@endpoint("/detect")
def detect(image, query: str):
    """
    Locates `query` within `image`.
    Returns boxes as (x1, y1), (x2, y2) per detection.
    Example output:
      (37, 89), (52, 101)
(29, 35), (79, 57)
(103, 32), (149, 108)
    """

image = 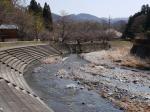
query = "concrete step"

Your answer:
(6, 51), (35, 64)
(39, 45), (60, 54)
(0, 89), (13, 112)
(9, 84), (52, 112)
(0, 45), (56, 112)
(7, 48), (42, 60)
(20, 47), (46, 57)
(13, 71), (33, 92)
(29, 46), (50, 56)
(0, 64), (15, 84)
(0, 80), (31, 112)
